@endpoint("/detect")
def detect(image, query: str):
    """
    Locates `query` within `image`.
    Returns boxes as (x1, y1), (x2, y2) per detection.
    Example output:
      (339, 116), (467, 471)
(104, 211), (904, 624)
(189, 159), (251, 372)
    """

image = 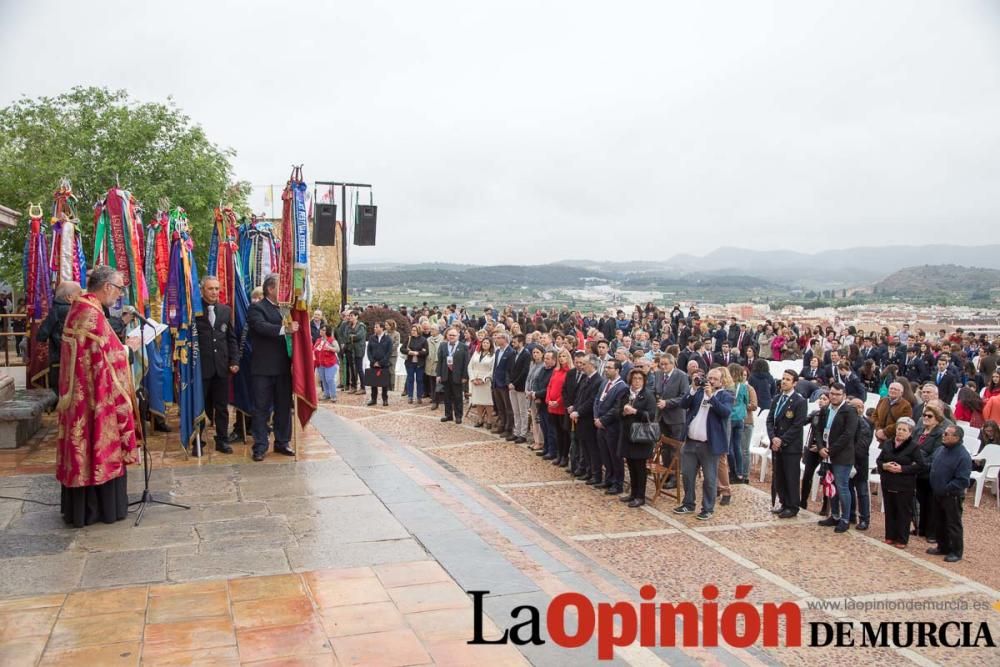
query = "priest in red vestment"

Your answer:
(56, 266), (141, 527)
